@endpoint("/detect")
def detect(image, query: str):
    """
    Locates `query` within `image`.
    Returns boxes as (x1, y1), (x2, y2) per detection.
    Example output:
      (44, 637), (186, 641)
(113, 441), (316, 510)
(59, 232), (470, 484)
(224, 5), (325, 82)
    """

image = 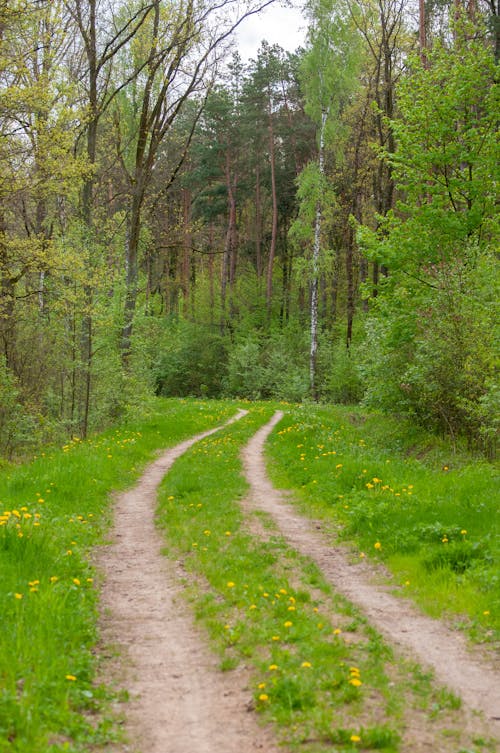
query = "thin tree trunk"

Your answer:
(266, 97), (278, 317)
(121, 186), (144, 364)
(310, 109), (327, 400)
(181, 187), (191, 313)
(255, 163), (263, 279)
